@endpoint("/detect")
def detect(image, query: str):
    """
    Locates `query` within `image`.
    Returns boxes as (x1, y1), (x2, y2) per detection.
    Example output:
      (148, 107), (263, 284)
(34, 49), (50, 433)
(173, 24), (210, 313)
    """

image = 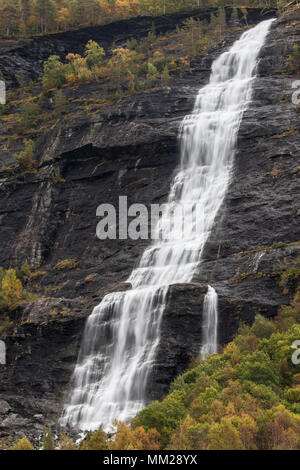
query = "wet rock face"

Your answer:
(0, 11), (299, 439)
